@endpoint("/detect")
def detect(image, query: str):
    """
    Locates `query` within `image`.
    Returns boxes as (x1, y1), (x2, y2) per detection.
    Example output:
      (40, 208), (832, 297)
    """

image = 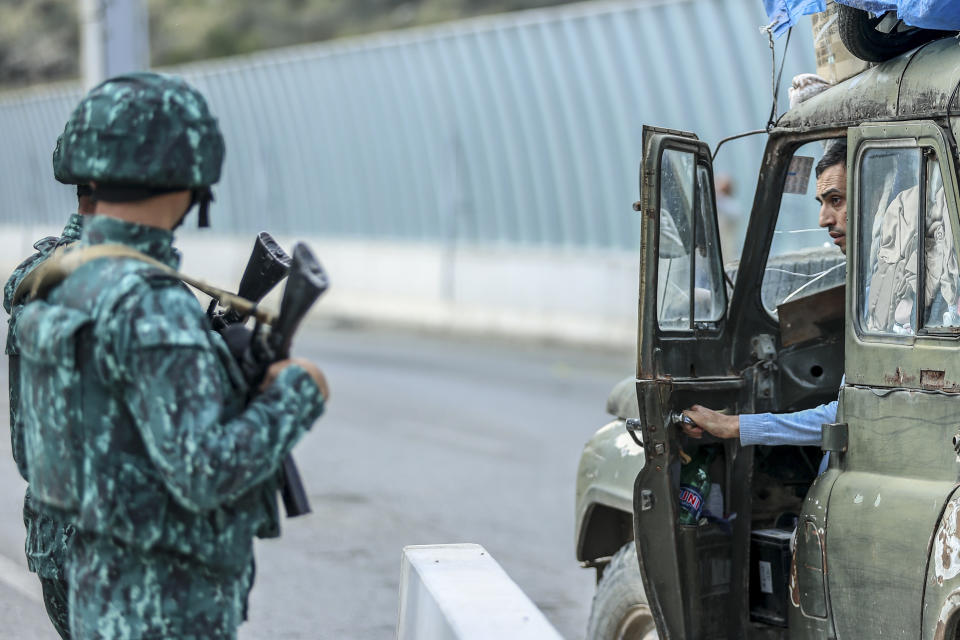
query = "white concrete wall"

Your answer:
(0, 224), (638, 347)
(396, 544), (563, 640)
